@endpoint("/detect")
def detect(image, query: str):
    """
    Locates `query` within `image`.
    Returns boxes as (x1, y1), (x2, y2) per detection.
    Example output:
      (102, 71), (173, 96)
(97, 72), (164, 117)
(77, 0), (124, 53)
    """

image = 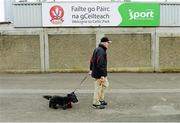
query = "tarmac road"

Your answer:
(0, 73), (180, 122)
